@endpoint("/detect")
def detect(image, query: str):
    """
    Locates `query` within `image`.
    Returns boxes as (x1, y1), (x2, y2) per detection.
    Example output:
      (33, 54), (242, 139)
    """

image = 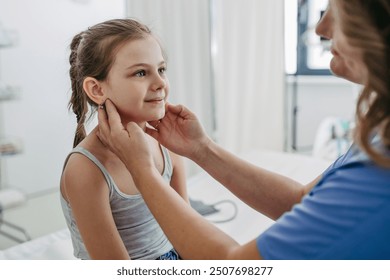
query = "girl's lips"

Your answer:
(145, 98), (164, 103)
(145, 95), (165, 101)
